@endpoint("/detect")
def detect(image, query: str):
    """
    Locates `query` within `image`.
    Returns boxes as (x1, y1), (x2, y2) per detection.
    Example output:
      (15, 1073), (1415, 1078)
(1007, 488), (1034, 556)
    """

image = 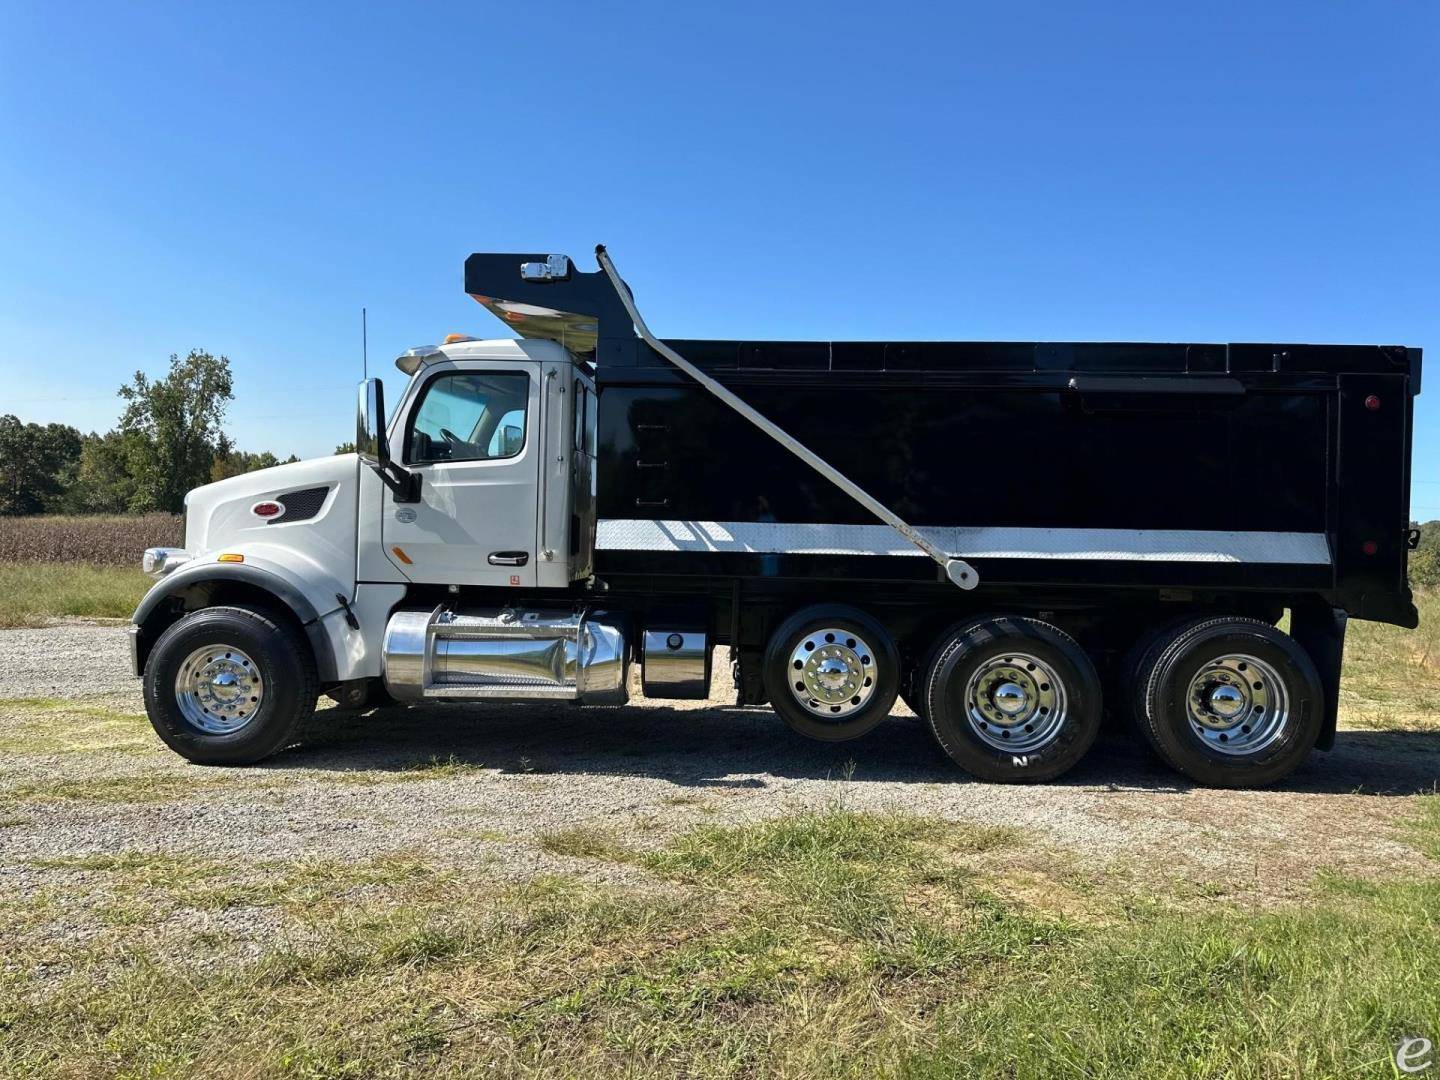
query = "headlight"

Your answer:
(142, 547), (192, 577)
